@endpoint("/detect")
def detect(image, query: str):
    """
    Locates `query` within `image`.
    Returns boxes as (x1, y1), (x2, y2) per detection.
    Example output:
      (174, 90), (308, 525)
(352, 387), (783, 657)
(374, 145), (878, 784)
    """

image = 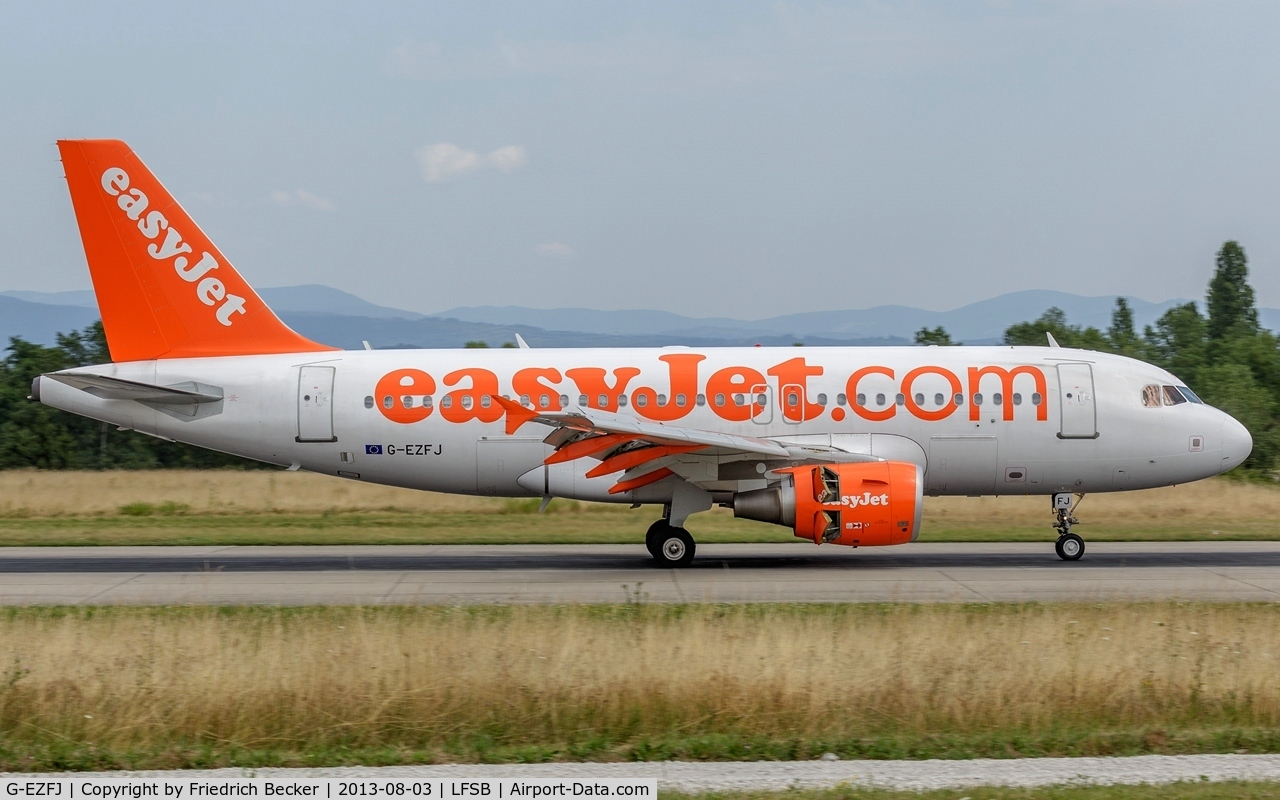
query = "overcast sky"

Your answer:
(1, 1), (1278, 318)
